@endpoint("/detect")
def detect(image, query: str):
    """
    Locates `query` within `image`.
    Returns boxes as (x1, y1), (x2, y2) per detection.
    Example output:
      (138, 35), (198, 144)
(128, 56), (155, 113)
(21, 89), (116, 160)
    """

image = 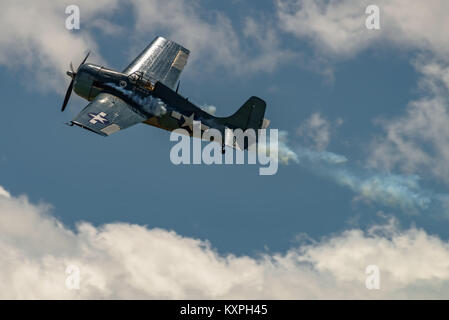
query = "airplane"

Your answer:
(61, 36), (269, 152)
